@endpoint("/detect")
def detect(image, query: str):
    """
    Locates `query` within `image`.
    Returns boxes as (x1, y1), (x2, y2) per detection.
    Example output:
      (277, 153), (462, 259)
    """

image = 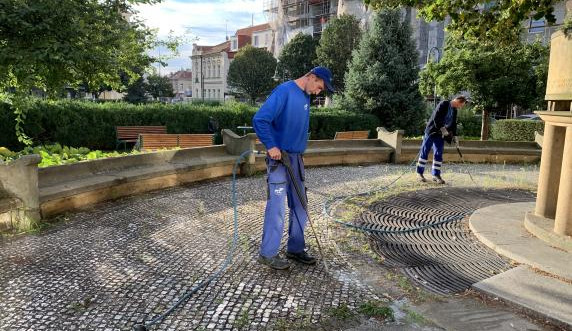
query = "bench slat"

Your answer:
(334, 130), (369, 140)
(139, 133), (214, 151)
(116, 126), (167, 140)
